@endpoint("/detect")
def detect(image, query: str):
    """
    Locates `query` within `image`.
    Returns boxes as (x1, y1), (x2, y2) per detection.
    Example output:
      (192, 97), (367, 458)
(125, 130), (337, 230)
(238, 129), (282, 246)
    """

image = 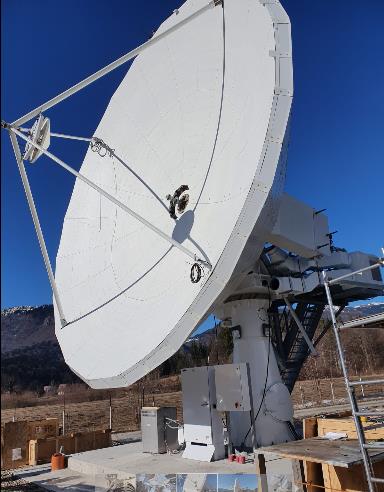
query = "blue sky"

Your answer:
(205, 474), (218, 490)
(1, 1), (383, 318)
